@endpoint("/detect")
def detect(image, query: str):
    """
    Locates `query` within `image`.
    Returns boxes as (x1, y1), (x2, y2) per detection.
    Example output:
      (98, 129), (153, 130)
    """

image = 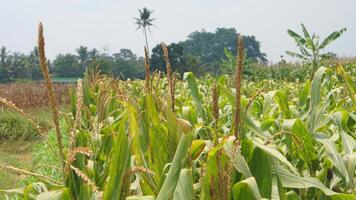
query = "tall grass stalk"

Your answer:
(0, 163), (61, 185)
(234, 35), (244, 140)
(212, 83), (219, 145)
(160, 42), (175, 111)
(37, 22), (65, 175)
